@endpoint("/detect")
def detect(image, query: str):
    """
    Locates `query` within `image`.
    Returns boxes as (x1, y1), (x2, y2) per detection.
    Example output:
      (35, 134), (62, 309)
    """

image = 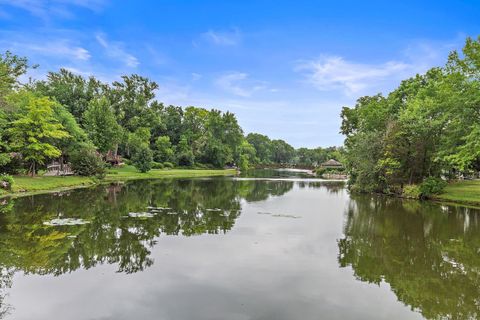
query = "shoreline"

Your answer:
(353, 180), (480, 208)
(0, 167), (236, 199)
(2, 168), (479, 209)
